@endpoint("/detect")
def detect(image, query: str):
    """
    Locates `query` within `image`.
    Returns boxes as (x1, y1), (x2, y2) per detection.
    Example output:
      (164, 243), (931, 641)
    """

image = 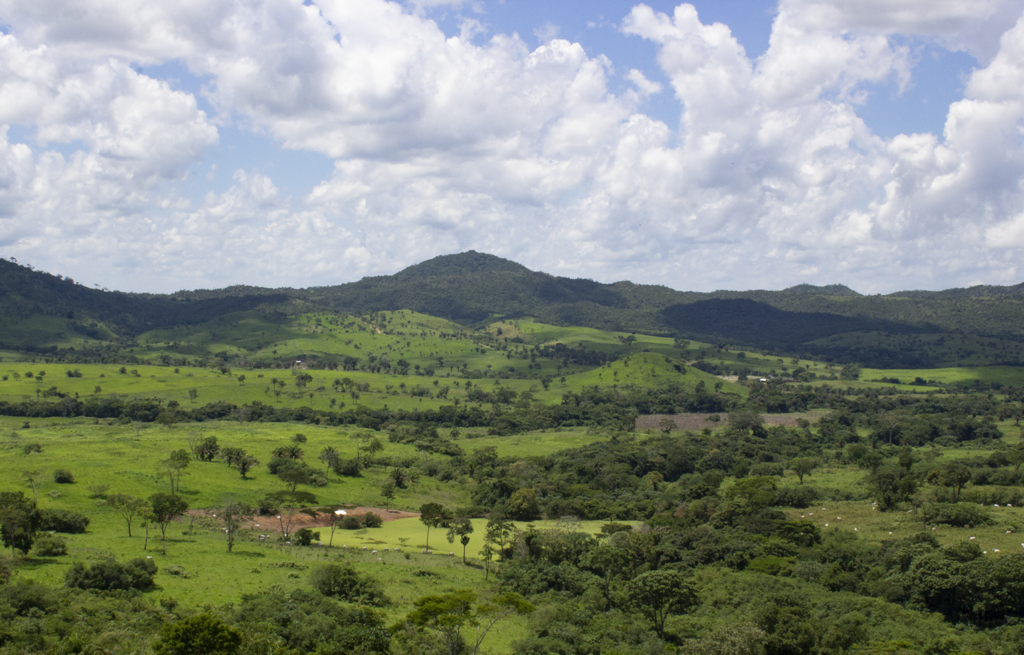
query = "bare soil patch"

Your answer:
(636, 413), (804, 431)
